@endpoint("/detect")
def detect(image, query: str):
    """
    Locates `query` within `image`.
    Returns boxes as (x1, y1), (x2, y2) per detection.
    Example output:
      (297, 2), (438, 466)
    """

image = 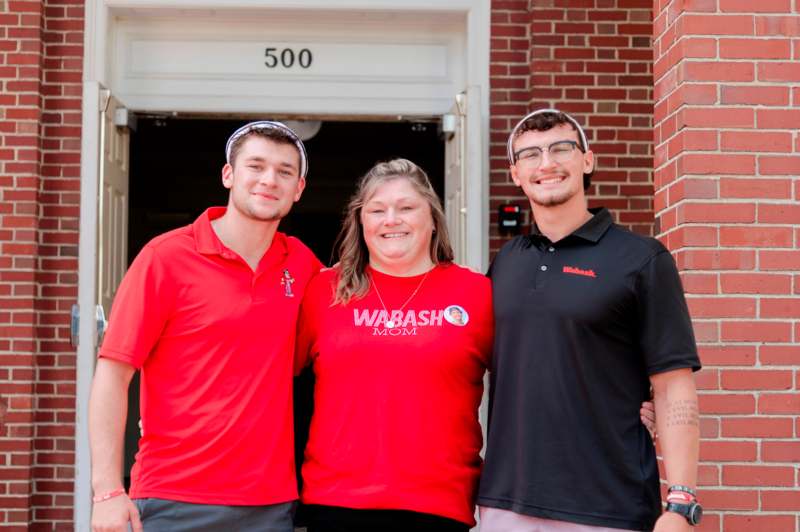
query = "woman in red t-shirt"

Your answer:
(295, 159), (492, 531)
(294, 159), (657, 532)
